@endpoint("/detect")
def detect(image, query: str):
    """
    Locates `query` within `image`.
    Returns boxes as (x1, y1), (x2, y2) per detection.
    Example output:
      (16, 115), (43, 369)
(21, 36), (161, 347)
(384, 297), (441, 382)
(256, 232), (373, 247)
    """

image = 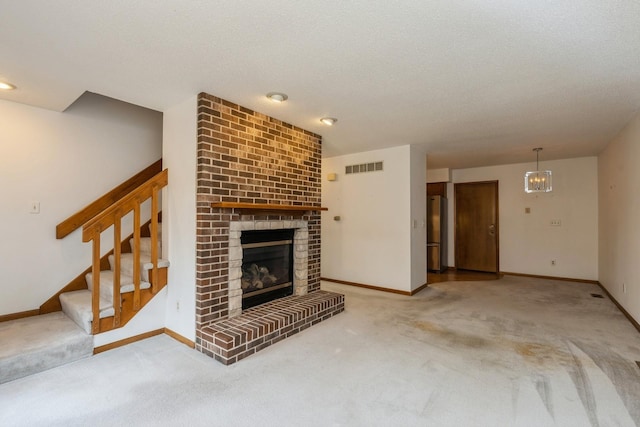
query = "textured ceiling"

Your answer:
(1, 1), (639, 168)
